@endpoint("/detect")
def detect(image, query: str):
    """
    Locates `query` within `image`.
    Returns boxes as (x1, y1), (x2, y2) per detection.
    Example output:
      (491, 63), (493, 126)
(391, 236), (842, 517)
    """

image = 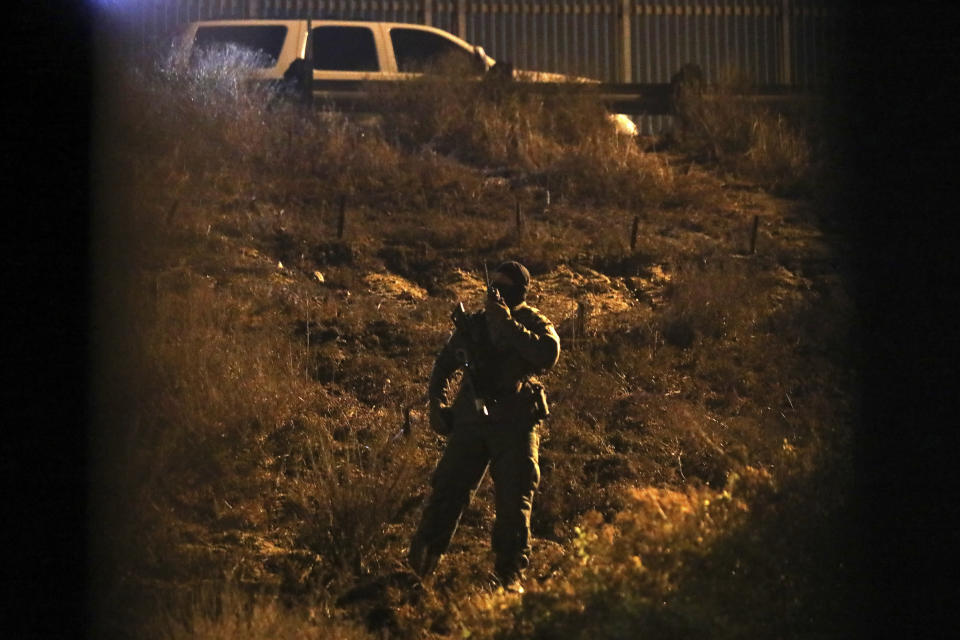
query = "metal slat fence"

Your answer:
(113, 0), (838, 133)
